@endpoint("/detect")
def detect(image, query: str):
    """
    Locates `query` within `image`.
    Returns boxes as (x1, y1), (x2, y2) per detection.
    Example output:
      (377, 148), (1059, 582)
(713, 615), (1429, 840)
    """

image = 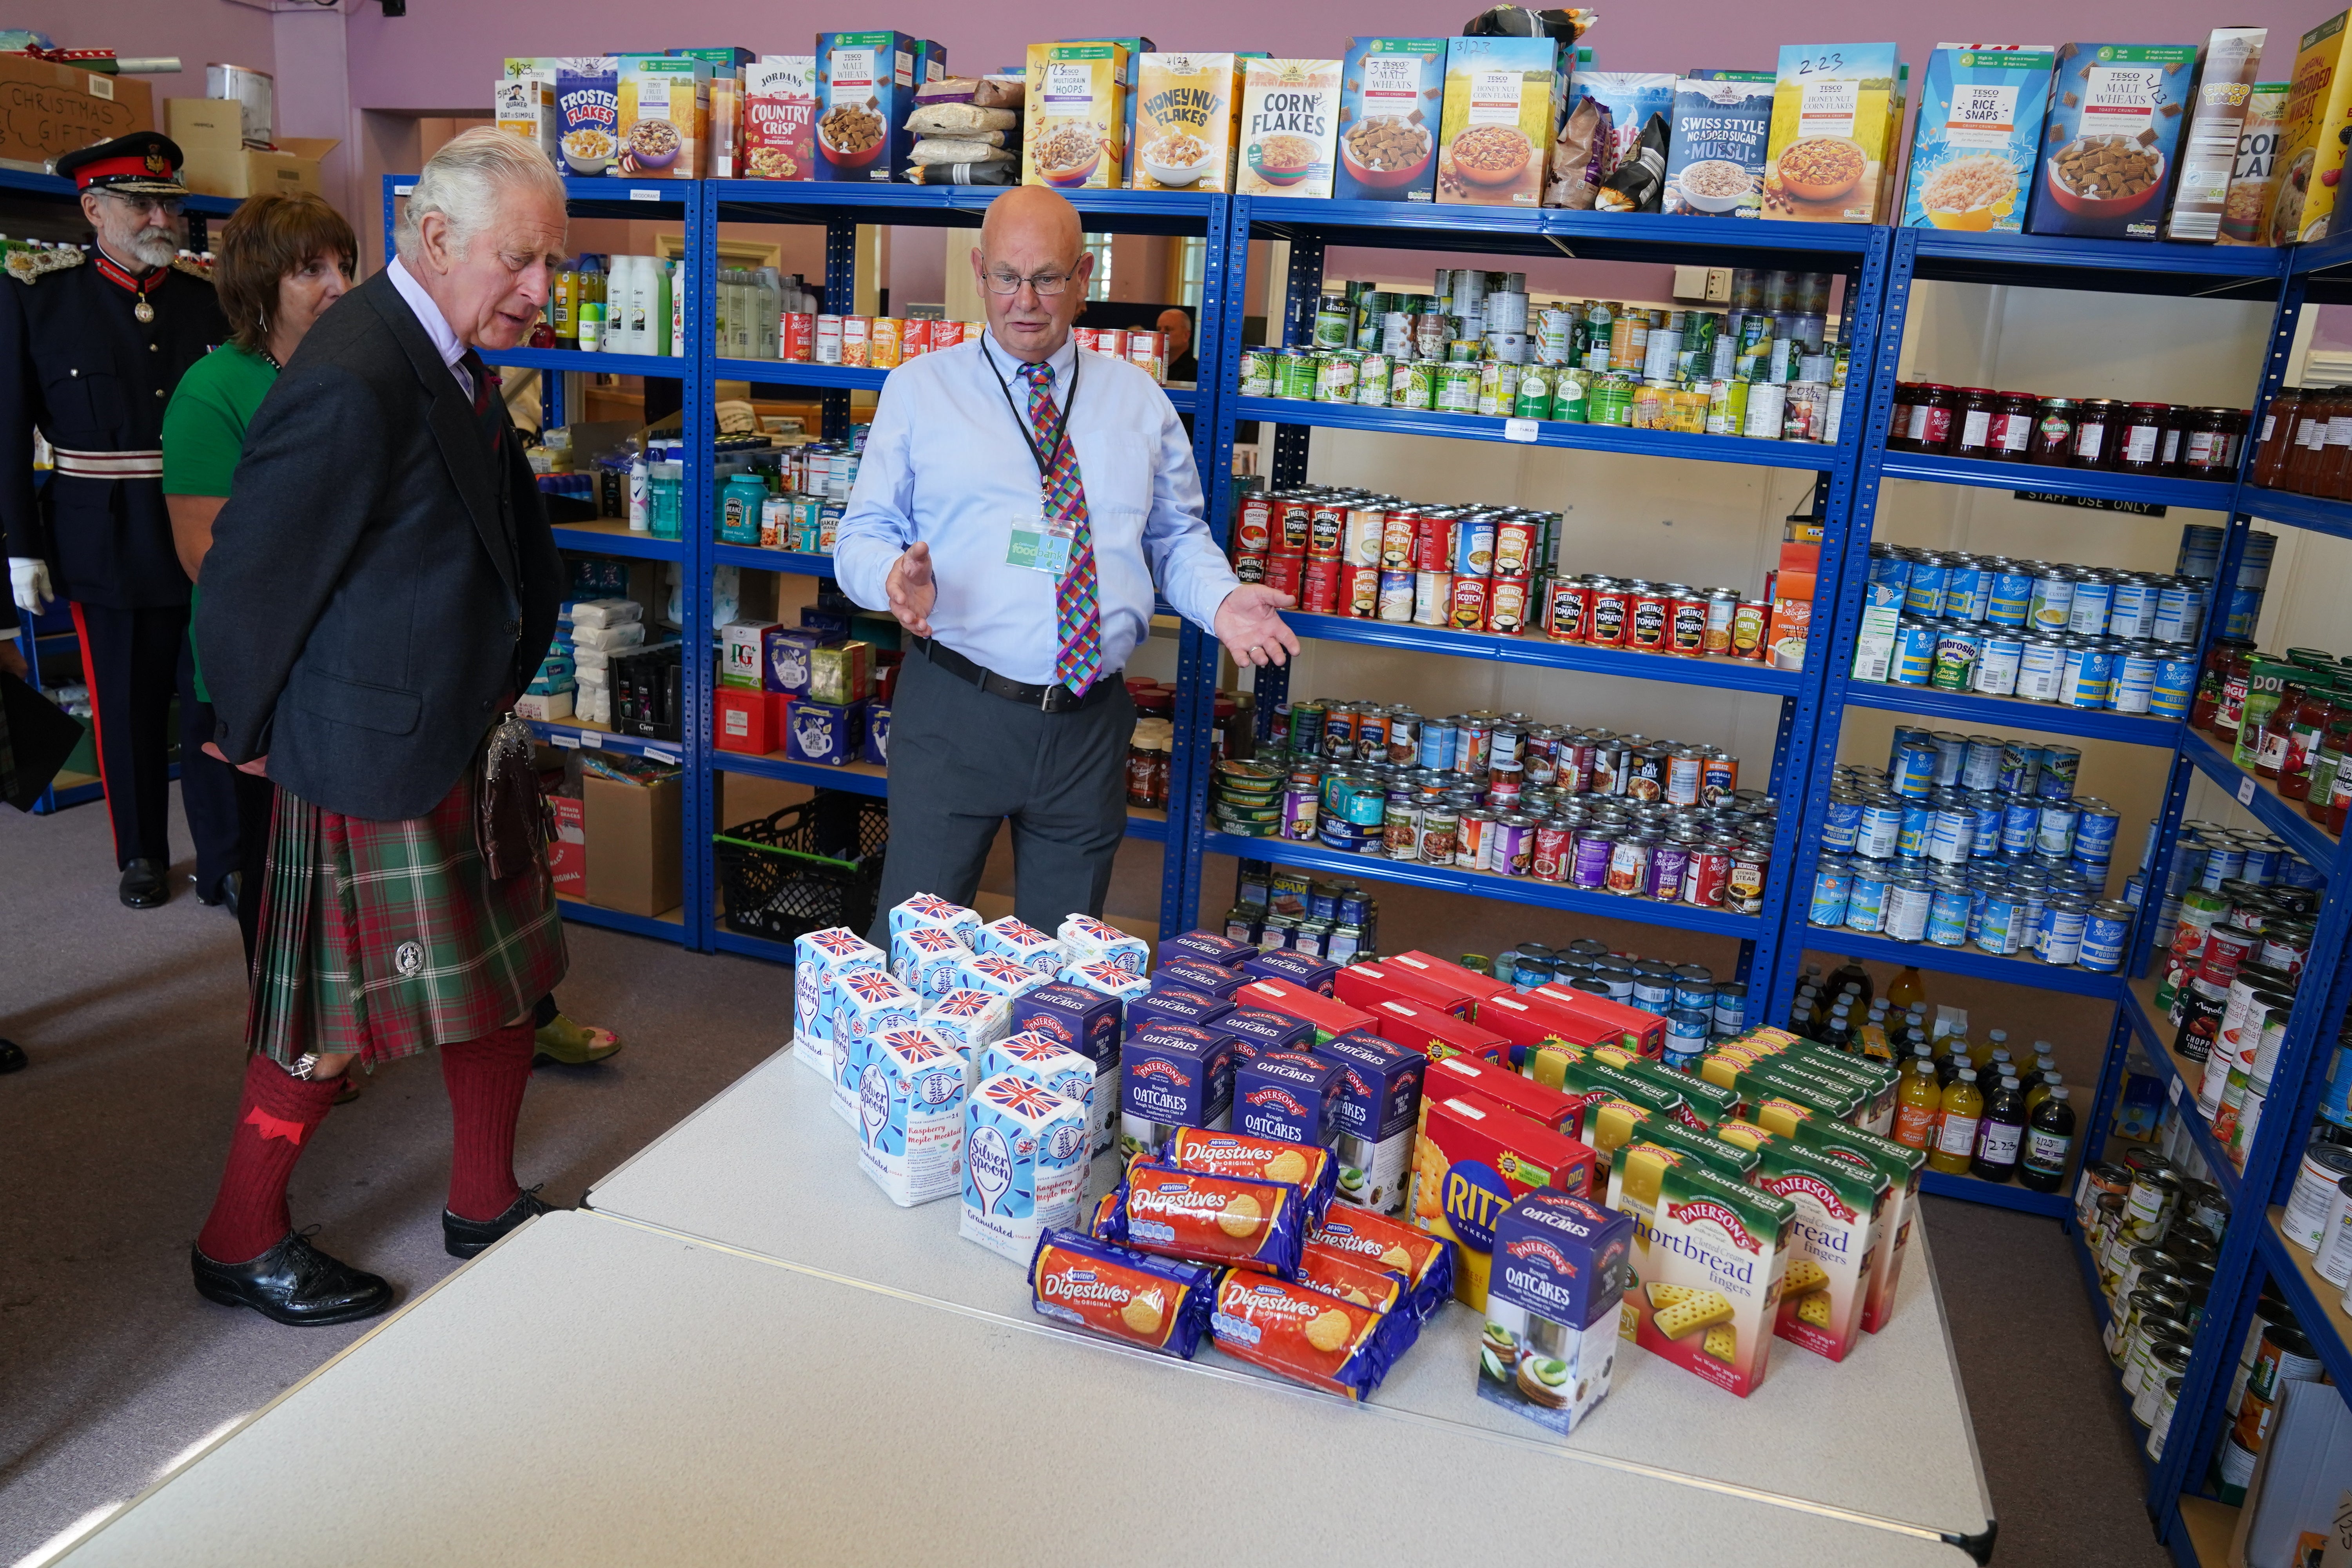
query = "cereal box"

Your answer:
(1013, 984), (1123, 1154)
(1121, 1022), (1234, 1158)
(1057, 913), (1148, 973)
(743, 56), (817, 181)
(962, 1074), (1089, 1264)
(614, 54), (708, 180)
(494, 78), (558, 165)
(1663, 73), (1775, 217)
(1766, 44), (1906, 223)
(976, 915), (1067, 976)
(1784, 1116), (1925, 1336)
(2265, 18), (2352, 242)
(1132, 53), (1242, 192)
(815, 31), (921, 183)
(553, 58), (621, 178)
(1319, 1030), (1426, 1215)
(1899, 46), (2053, 233)
(1410, 1091), (1599, 1312)
(2027, 43), (2199, 240)
(920, 987), (1010, 1078)
(1478, 1192), (1632, 1436)
(857, 1025), (966, 1207)
(1334, 38), (1446, 203)
(1024, 42), (1128, 191)
(2162, 30), (2268, 241)
(2220, 81), (2289, 243)
(792, 927), (883, 1077)
(1610, 1141), (1795, 1397)
(1232, 1049), (1348, 1147)
(1712, 1121), (1888, 1363)
(1236, 58), (1343, 199)
(1437, 36), (1562, 207)
(829, 967), (921, 1126)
